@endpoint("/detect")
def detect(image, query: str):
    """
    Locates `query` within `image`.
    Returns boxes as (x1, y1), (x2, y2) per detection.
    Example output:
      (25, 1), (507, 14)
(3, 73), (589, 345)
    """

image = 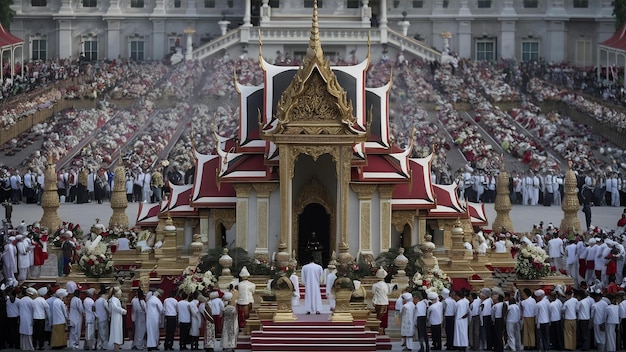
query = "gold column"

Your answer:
(560, 163), (582, 234)
(40, 157), (61, 230)
(277, 145), (292, 263)
(378, 185), (395, 252)
(109, 166), (128, 228)
(337, 146), (352, 264)
(253, 183), (278, 259)
(350, 184), (378, 256)
(233, 184), (253, 249)
(492, 161), (514, 233)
